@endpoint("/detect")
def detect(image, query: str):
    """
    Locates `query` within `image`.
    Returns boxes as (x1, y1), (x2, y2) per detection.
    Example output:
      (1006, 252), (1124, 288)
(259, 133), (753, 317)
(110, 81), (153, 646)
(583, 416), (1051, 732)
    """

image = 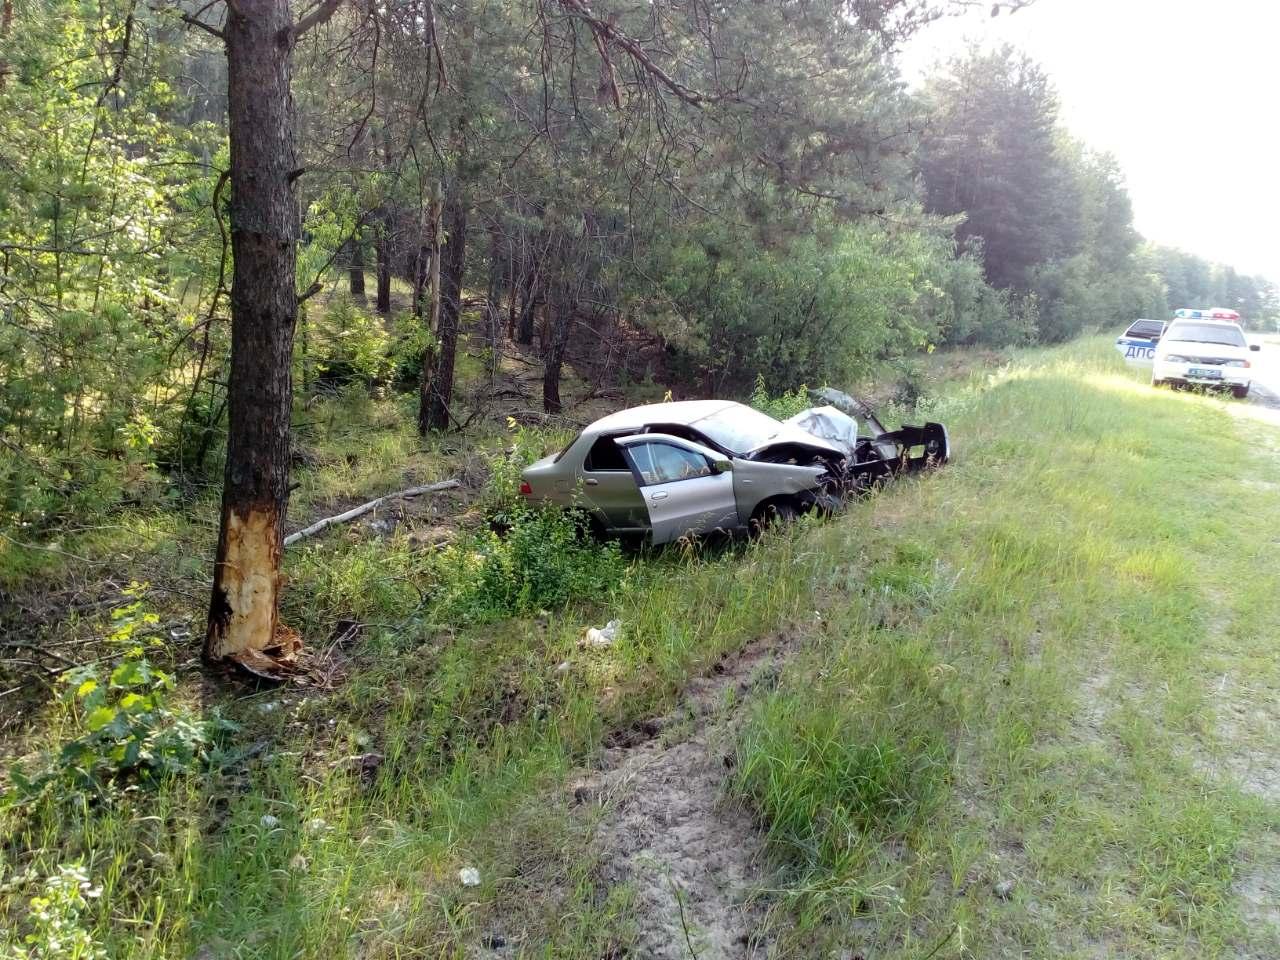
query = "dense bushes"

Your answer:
(638, 221), (957, 393)
(429, 509), (627, 625)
